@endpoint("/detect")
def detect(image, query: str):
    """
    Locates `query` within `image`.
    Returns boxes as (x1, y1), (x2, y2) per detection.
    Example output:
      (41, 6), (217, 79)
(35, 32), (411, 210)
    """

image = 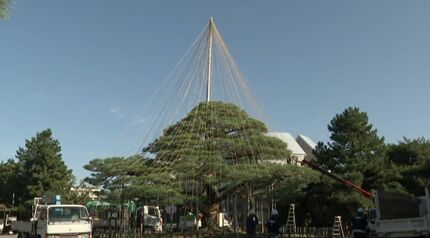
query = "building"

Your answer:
(296, 134), (317, 161)
(70, 187), (102, 201)
(266, 132), (318, 164)
(267, 132), (307, 164)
